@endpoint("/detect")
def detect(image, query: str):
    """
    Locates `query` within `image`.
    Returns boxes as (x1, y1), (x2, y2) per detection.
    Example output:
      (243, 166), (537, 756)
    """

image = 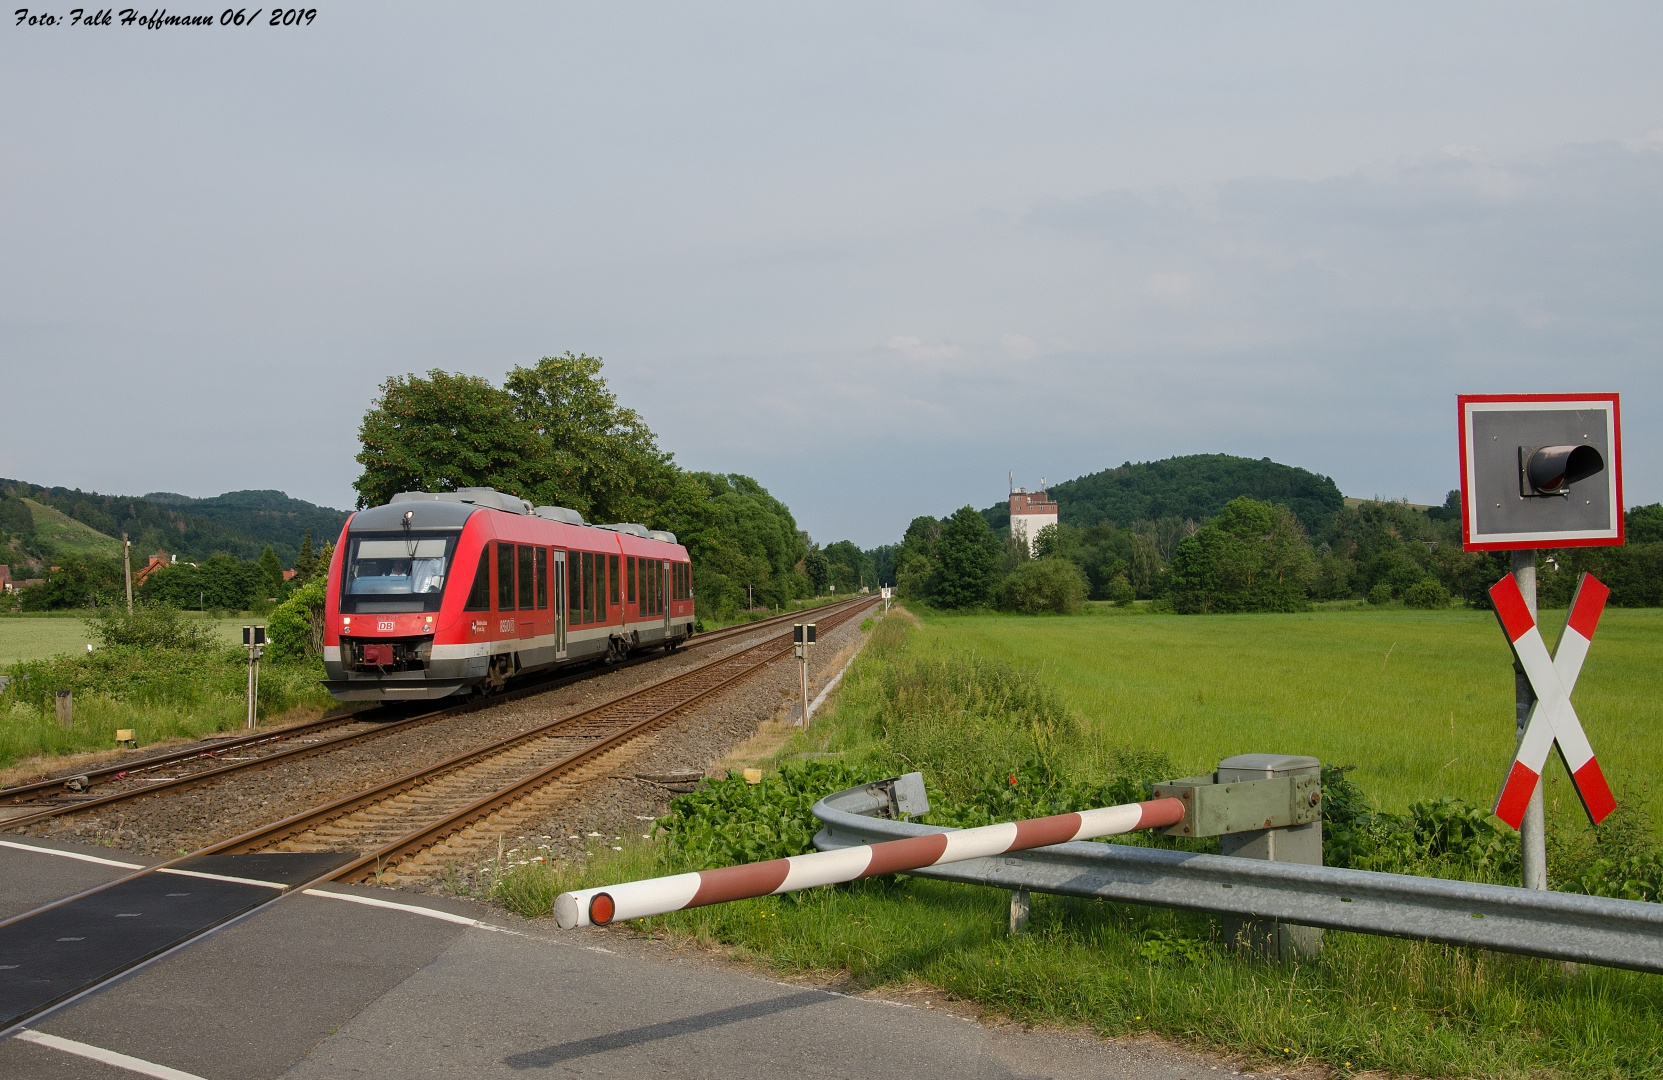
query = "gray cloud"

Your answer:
(2, 5), (1660, 546)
